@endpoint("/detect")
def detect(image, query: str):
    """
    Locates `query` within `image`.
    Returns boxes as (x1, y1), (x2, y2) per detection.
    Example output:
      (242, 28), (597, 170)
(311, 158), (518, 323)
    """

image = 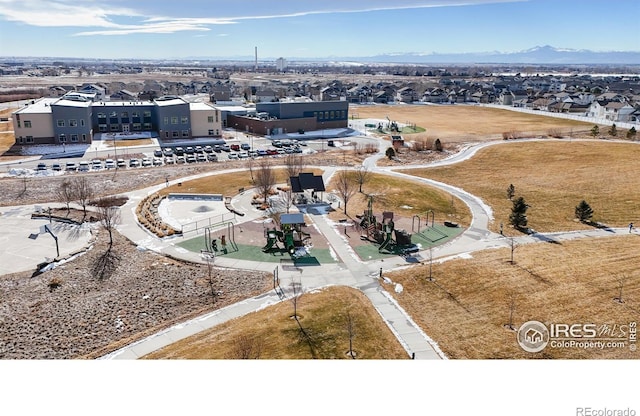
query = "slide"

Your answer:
(262, 238), (277, 252)
(378, 232), (393, 253)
